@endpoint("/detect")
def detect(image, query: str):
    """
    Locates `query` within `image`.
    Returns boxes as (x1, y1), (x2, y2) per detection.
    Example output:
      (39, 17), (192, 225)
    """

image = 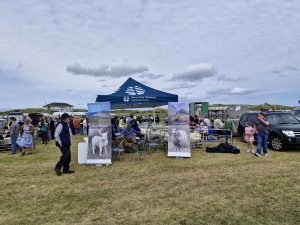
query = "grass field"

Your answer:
(0, 136), (299, 225)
